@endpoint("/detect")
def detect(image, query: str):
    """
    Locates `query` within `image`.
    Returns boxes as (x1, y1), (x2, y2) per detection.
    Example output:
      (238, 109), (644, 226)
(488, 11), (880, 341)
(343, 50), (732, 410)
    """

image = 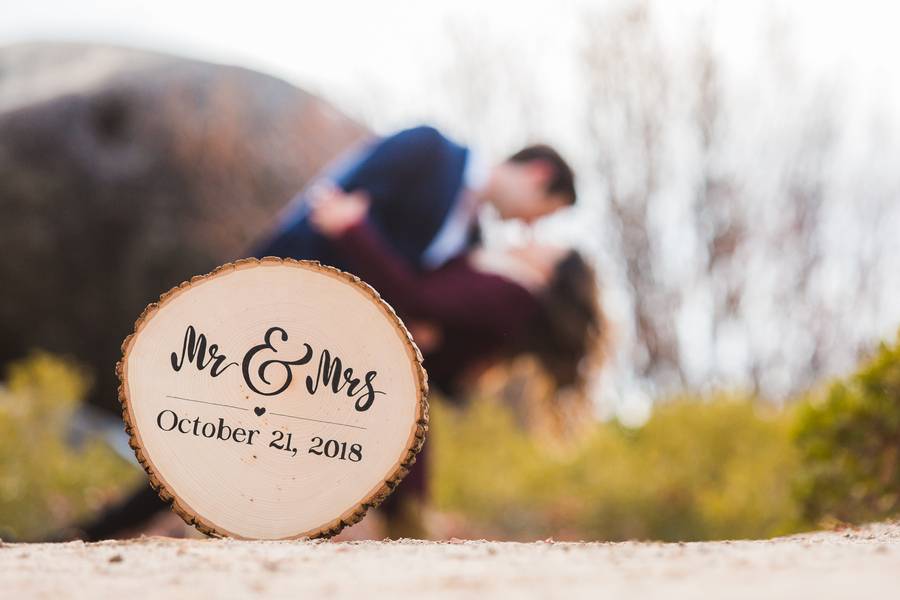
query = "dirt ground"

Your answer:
(2, 522), (899, 599)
